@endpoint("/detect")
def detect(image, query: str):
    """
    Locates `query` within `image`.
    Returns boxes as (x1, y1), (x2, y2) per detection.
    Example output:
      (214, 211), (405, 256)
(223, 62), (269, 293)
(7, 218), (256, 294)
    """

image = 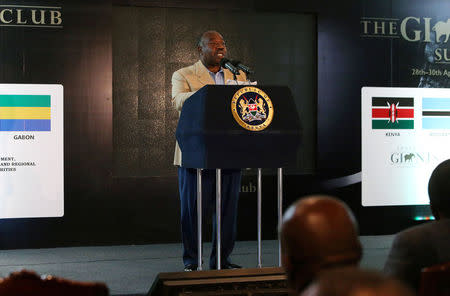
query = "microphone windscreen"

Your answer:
(219, 58), (230, 67)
